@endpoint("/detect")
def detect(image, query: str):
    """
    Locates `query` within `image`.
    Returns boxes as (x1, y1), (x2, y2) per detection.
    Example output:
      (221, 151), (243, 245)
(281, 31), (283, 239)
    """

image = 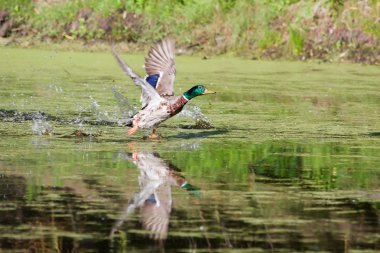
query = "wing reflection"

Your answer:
(111, 148), (200, 240)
